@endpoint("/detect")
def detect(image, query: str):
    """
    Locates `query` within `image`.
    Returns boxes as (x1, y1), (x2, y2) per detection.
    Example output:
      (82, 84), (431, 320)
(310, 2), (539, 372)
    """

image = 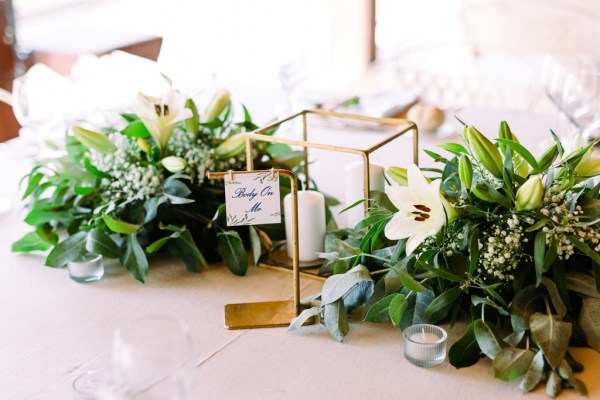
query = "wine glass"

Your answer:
(277, 54), (308, 117)
(562, 70), (600, 143)
(111, 315), (196, 399)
